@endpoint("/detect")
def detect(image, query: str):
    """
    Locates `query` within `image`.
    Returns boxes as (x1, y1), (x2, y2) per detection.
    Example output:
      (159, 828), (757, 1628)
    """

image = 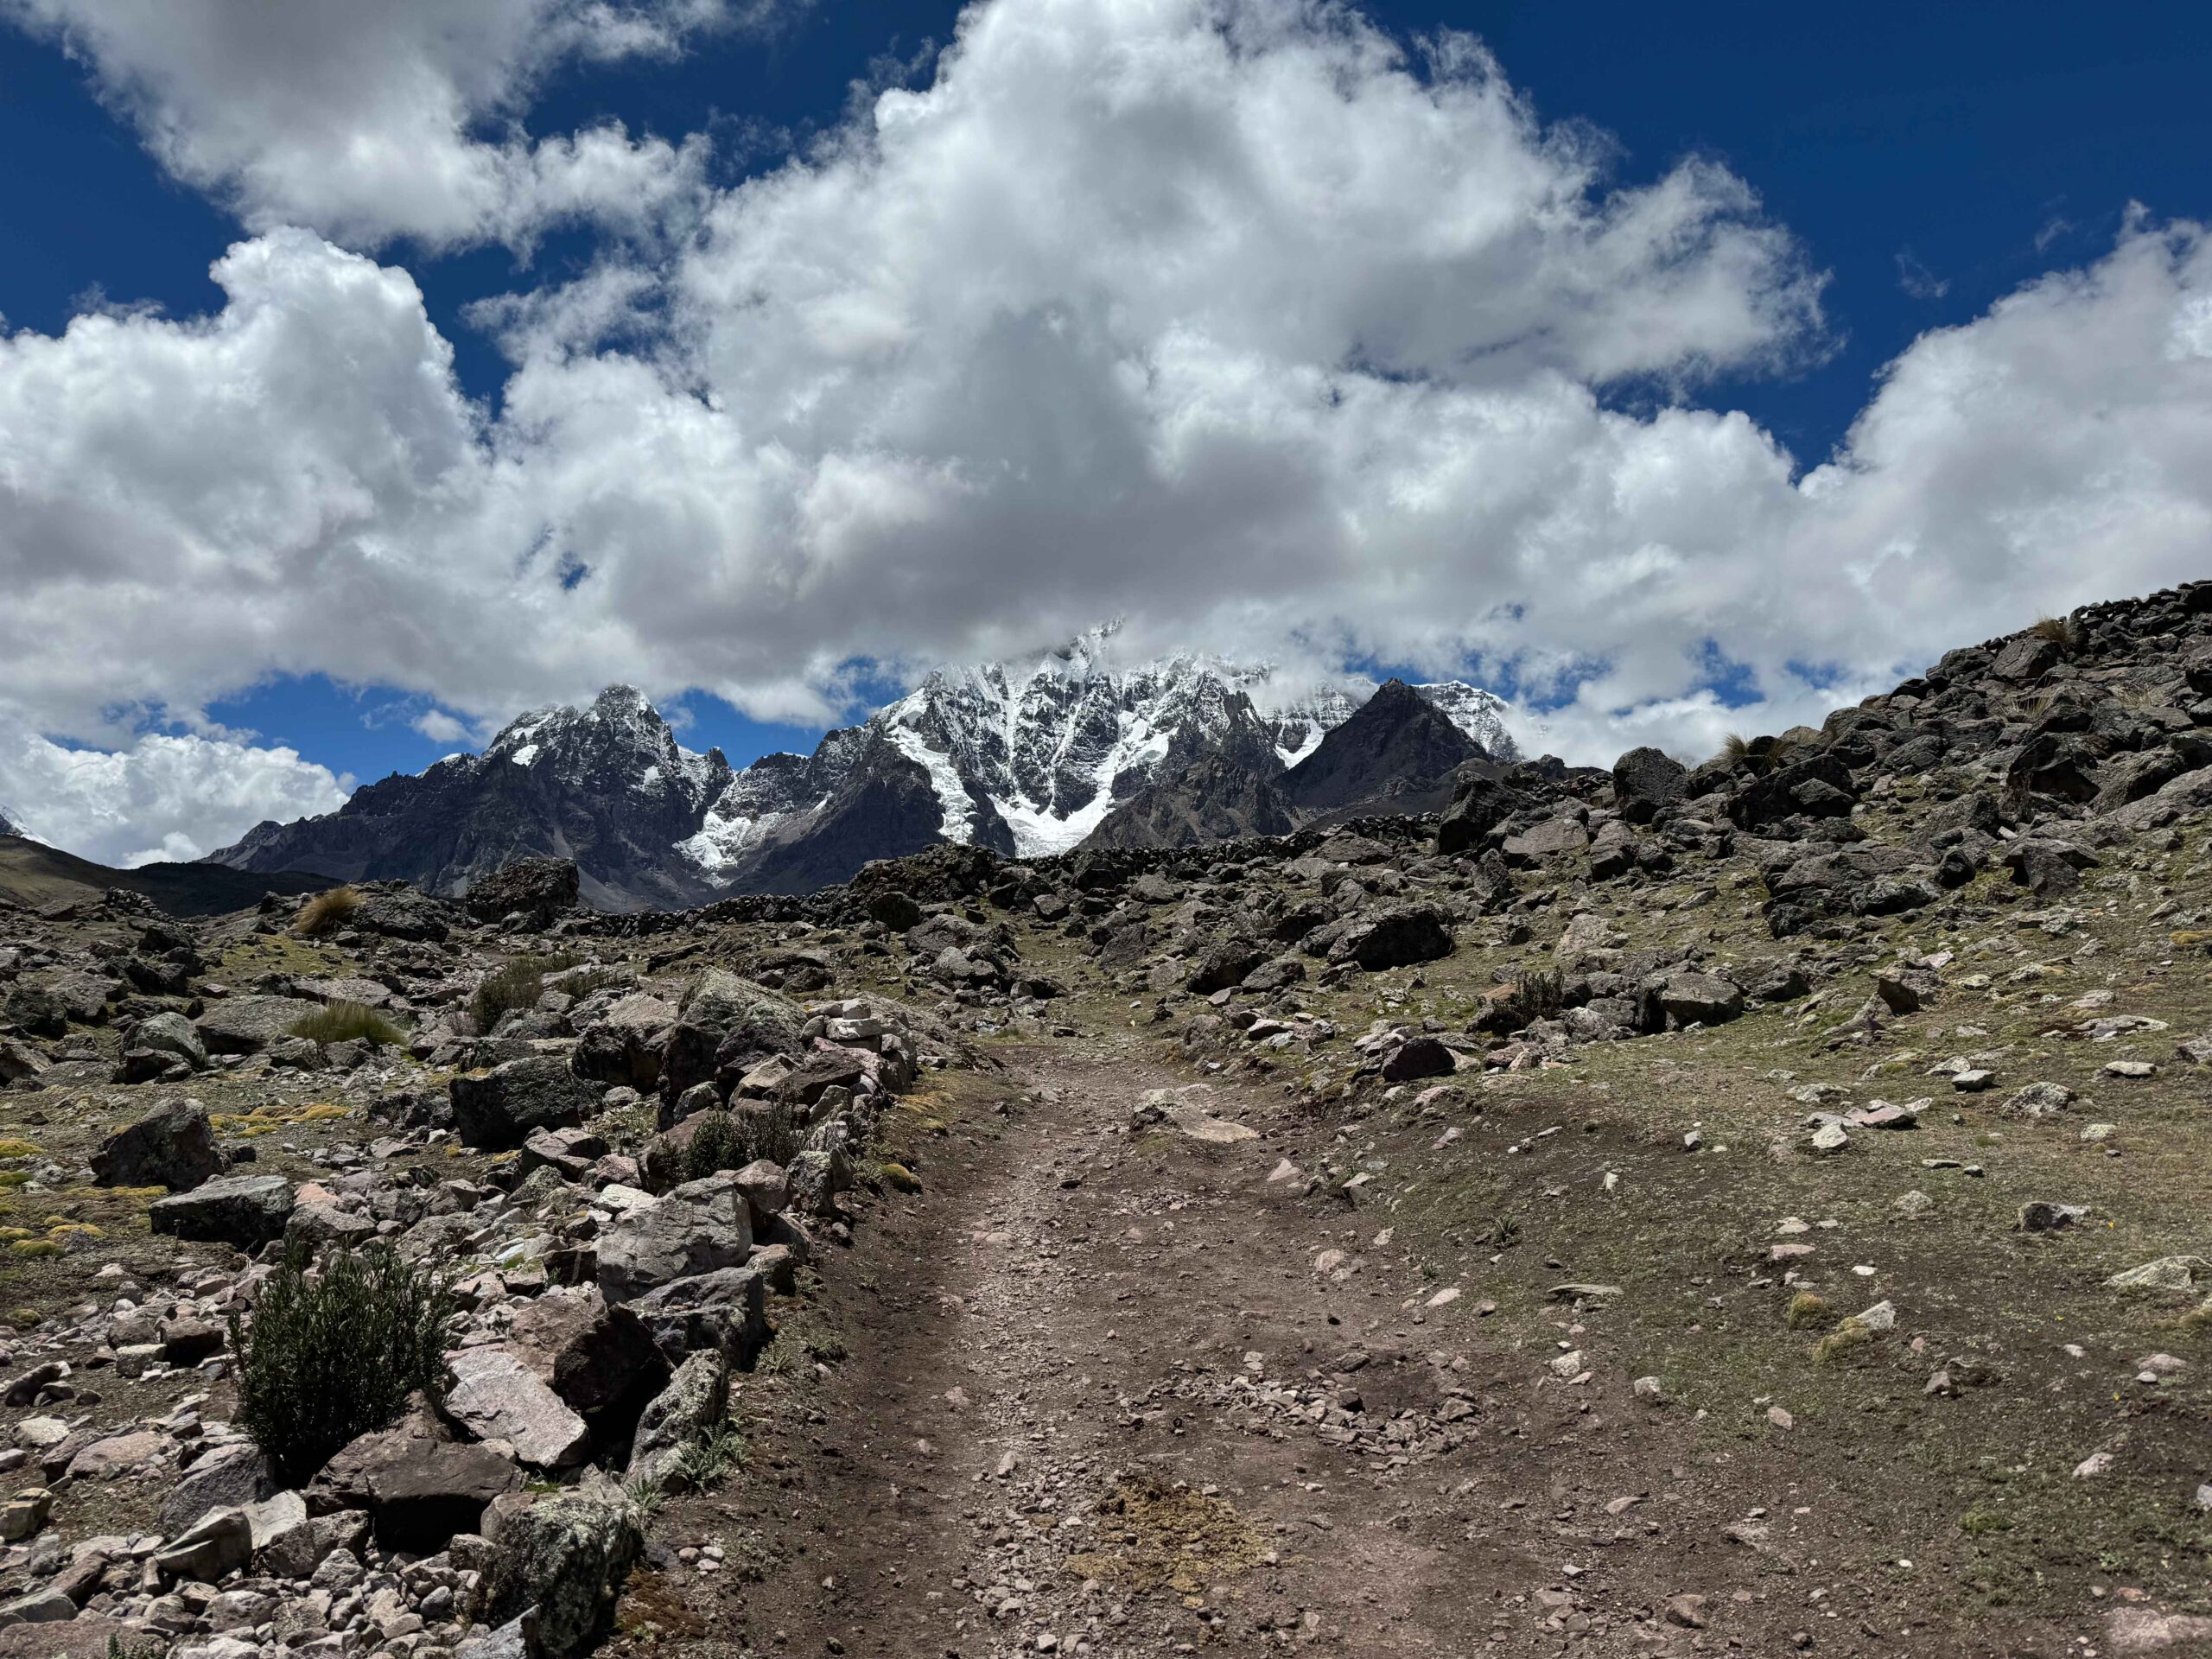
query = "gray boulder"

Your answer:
(596, 1185), (752, 1307)
(1612, 747), (1688, 824)
(450, 1056), (597, 1150)
(150, 1173), (294, 1249)
(92, 1098), (225, 1192)
(194, 996), (320, 1055)
(159, 1443), (276, 1535)
(482, 1471), (643, 1659)
(1327, 905), (1455, 971)
(622, 1268), (768, 1366)
(626, 1351), (728, 1490)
